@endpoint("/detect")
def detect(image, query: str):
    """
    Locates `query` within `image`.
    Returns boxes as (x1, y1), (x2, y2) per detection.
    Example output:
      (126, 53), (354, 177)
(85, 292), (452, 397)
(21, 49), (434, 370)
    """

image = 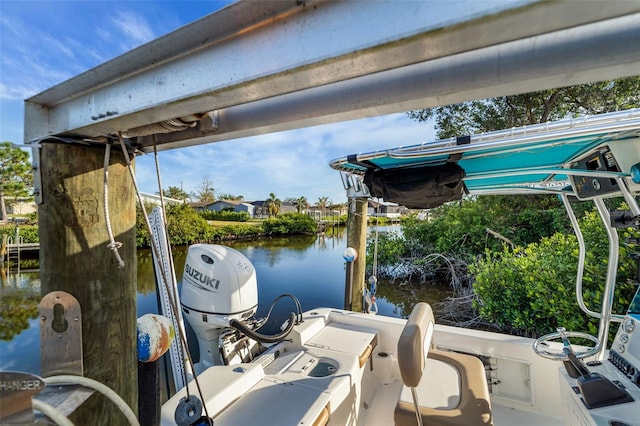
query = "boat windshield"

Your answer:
(628, 286), (640, 319)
